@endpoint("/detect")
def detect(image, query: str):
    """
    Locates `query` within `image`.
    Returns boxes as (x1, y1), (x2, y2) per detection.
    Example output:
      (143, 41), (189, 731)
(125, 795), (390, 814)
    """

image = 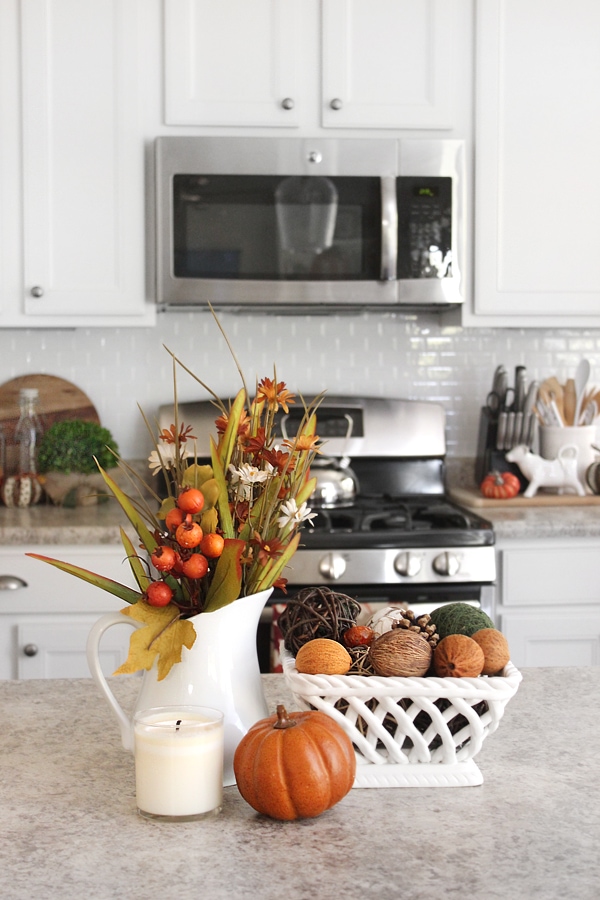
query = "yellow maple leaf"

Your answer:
(113, 602), (197, 681)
